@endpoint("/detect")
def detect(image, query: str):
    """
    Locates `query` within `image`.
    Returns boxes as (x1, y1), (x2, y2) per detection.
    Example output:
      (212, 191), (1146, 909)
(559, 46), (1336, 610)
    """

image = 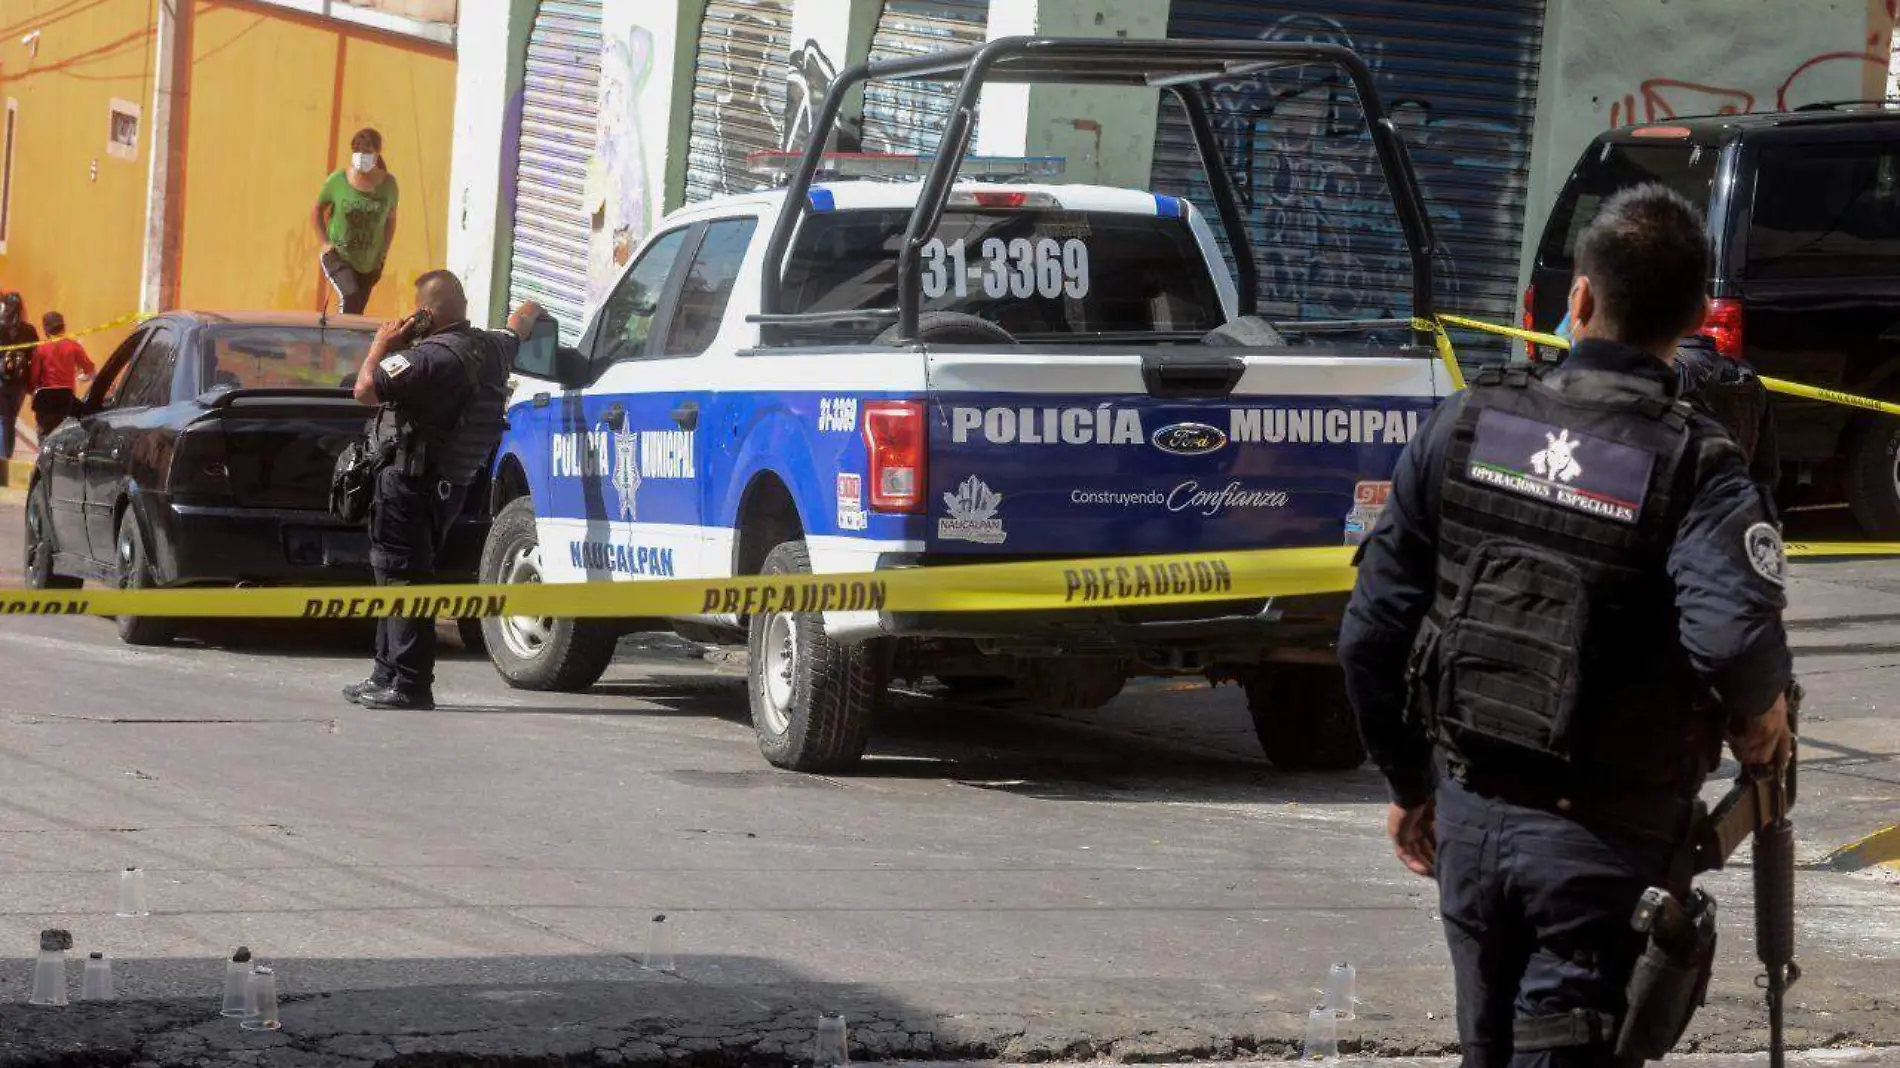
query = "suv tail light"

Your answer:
(1702, 298), (1746, 360)
(1522, 284), (1541, 361)
(862, 401), (927, 513)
